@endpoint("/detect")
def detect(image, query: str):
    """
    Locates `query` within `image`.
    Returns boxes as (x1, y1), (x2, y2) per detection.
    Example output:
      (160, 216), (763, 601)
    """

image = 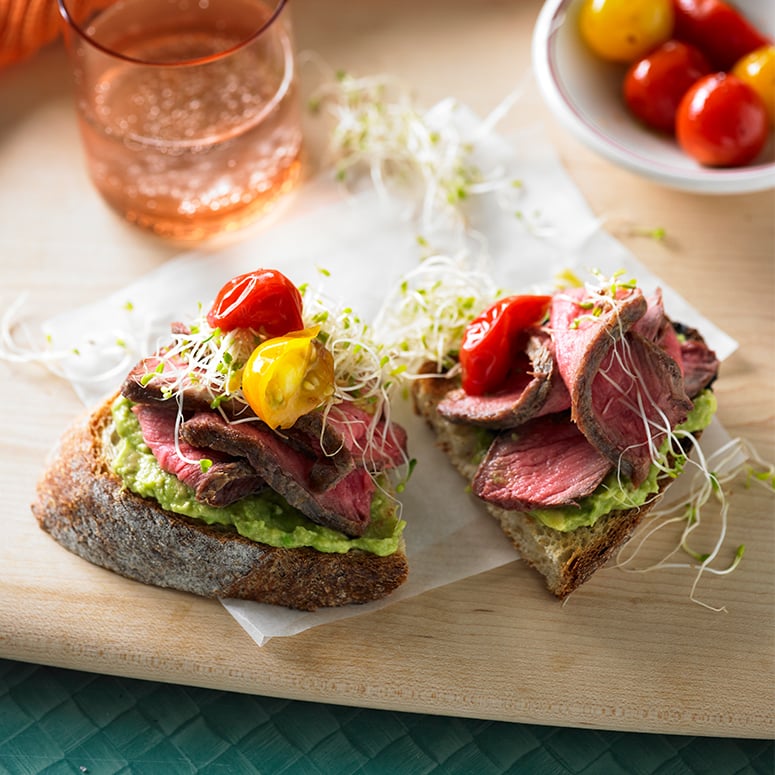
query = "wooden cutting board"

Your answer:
(1, 0), (773, 739)
(2, 390), (773, 738)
